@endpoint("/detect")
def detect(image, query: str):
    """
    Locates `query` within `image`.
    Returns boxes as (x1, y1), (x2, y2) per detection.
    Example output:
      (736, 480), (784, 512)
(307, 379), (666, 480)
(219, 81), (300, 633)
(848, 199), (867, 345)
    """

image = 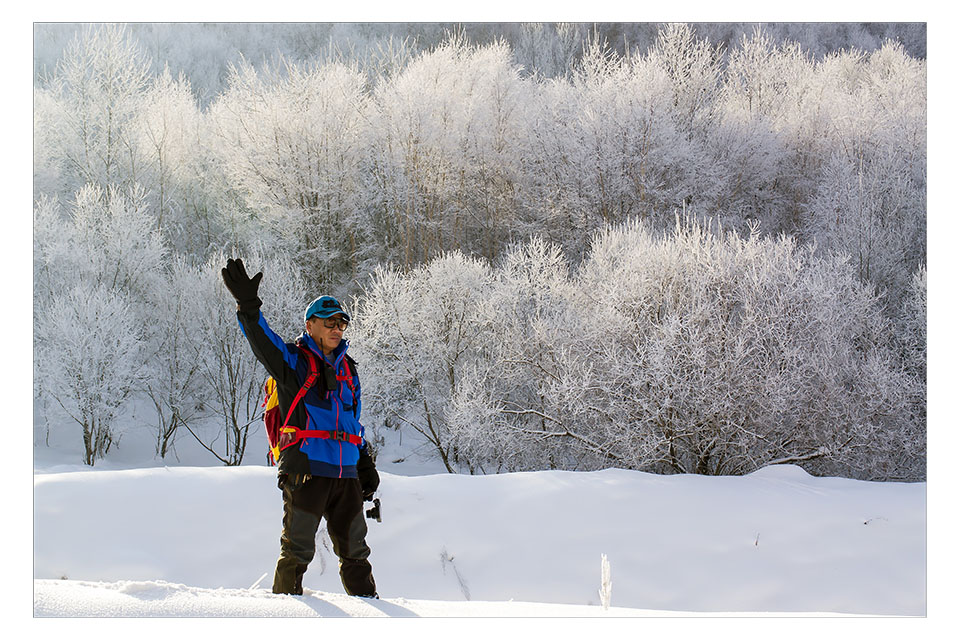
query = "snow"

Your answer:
(33, 579), (656, 618)
(32, 454), (925, 618)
